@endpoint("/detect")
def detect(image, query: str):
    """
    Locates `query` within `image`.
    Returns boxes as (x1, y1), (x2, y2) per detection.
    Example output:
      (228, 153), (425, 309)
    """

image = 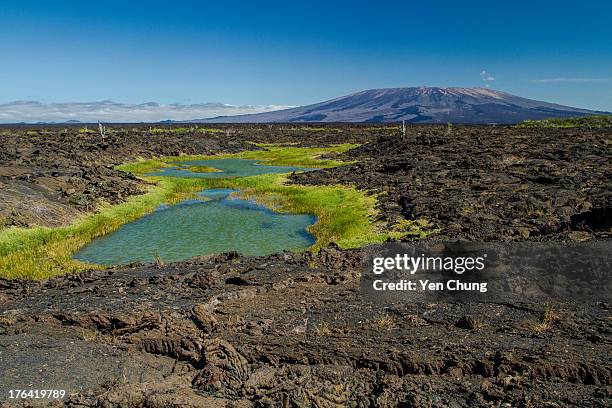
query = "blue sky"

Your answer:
(1, 0), (611, 111)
